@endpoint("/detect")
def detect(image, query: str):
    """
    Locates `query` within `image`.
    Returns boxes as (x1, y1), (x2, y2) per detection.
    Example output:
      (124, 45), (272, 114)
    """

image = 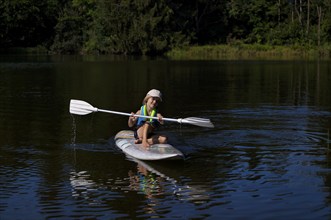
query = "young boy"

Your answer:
(128, 89), (168, 148)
